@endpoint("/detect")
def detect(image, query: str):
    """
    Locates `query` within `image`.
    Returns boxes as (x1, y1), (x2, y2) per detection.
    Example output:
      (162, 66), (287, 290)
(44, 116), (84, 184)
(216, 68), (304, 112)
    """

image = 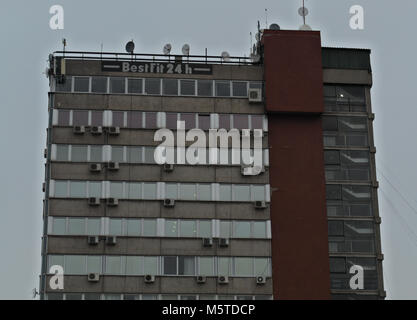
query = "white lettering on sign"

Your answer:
(102, 61), (212, 75)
